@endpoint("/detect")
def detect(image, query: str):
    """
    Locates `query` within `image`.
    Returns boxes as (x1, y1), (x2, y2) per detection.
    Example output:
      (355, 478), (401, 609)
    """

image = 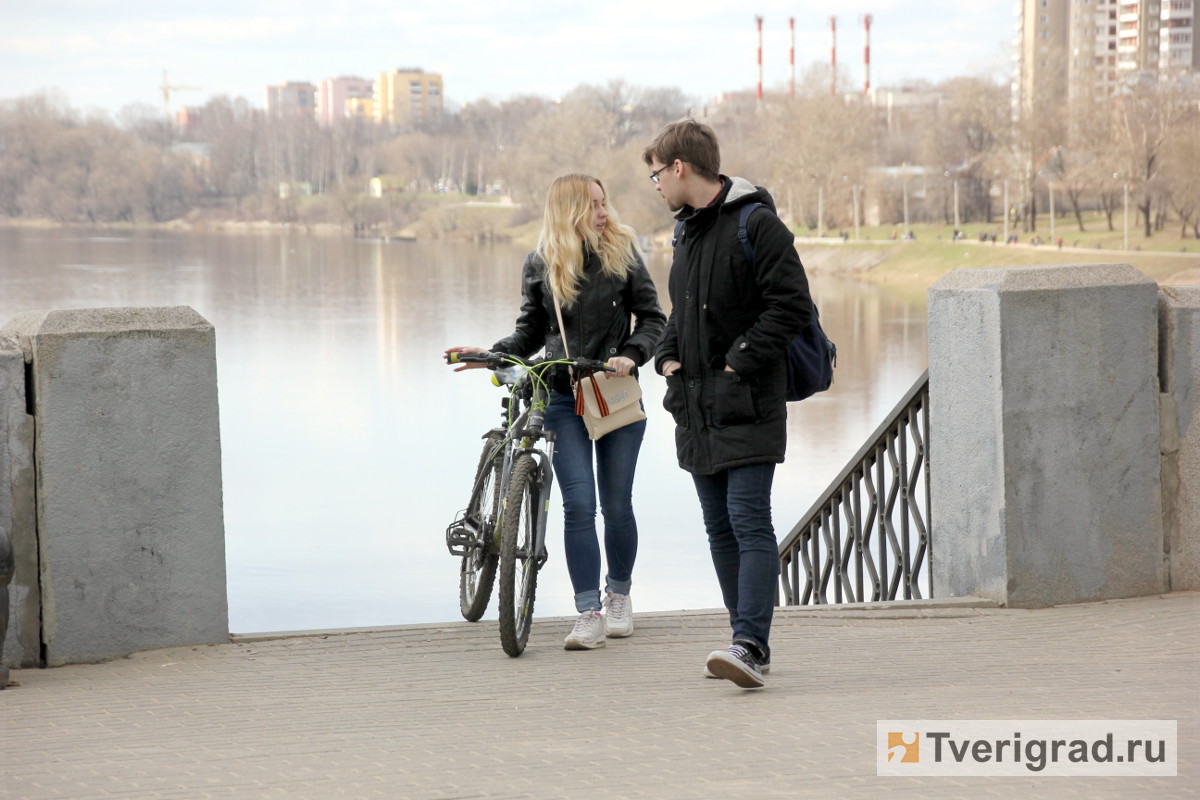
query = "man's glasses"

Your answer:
(649, 162), (674, 184)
